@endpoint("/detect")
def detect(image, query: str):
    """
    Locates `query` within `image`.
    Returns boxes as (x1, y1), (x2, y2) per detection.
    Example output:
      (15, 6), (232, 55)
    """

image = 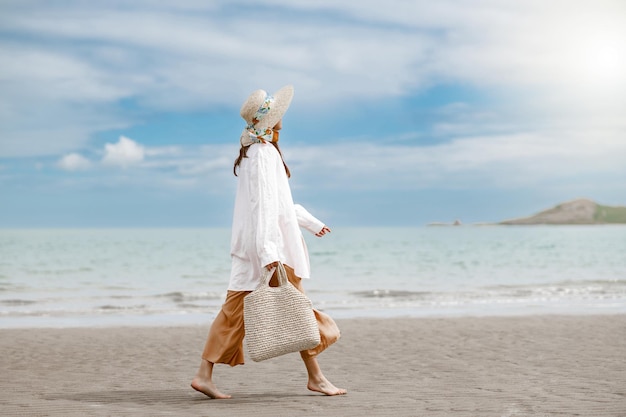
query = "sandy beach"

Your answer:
(1, 315), (625, 416)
